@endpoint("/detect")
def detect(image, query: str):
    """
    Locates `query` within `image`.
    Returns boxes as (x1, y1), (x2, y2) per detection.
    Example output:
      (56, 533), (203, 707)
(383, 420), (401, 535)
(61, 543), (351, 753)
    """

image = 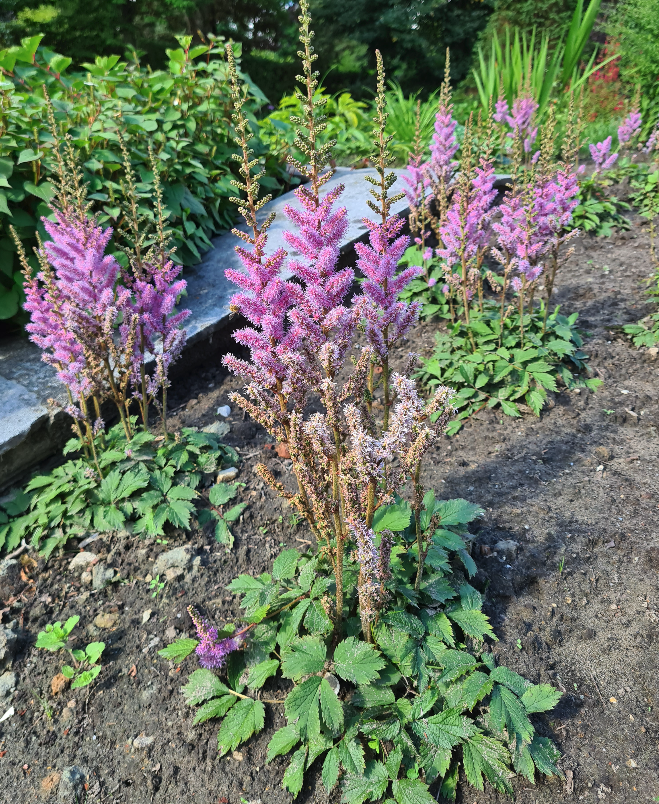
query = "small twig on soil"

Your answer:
(238, 449), (261, 460)
(296, 538), (312, 545)
(6, 540), (28, 560)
